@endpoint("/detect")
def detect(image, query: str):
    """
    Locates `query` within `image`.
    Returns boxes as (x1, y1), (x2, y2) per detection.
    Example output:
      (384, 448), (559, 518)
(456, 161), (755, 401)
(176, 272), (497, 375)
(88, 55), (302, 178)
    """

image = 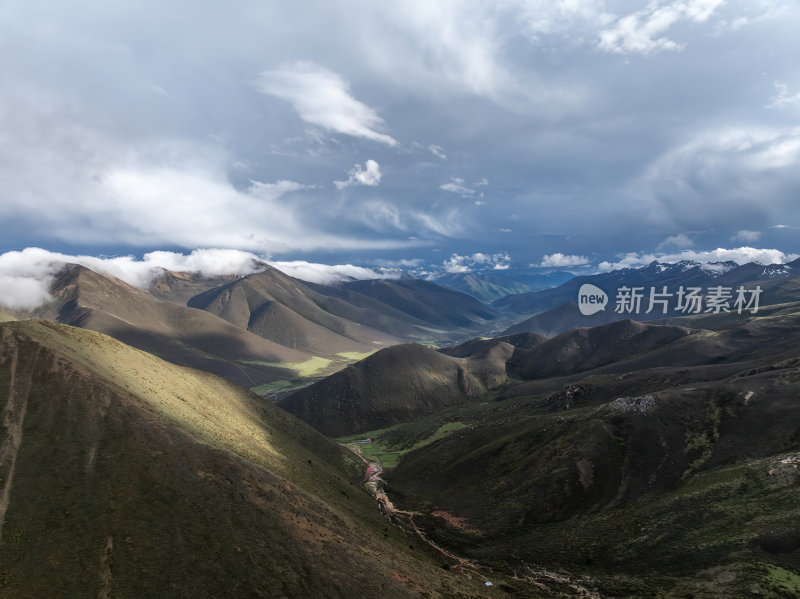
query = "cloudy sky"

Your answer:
(1, 0), (799, 275)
